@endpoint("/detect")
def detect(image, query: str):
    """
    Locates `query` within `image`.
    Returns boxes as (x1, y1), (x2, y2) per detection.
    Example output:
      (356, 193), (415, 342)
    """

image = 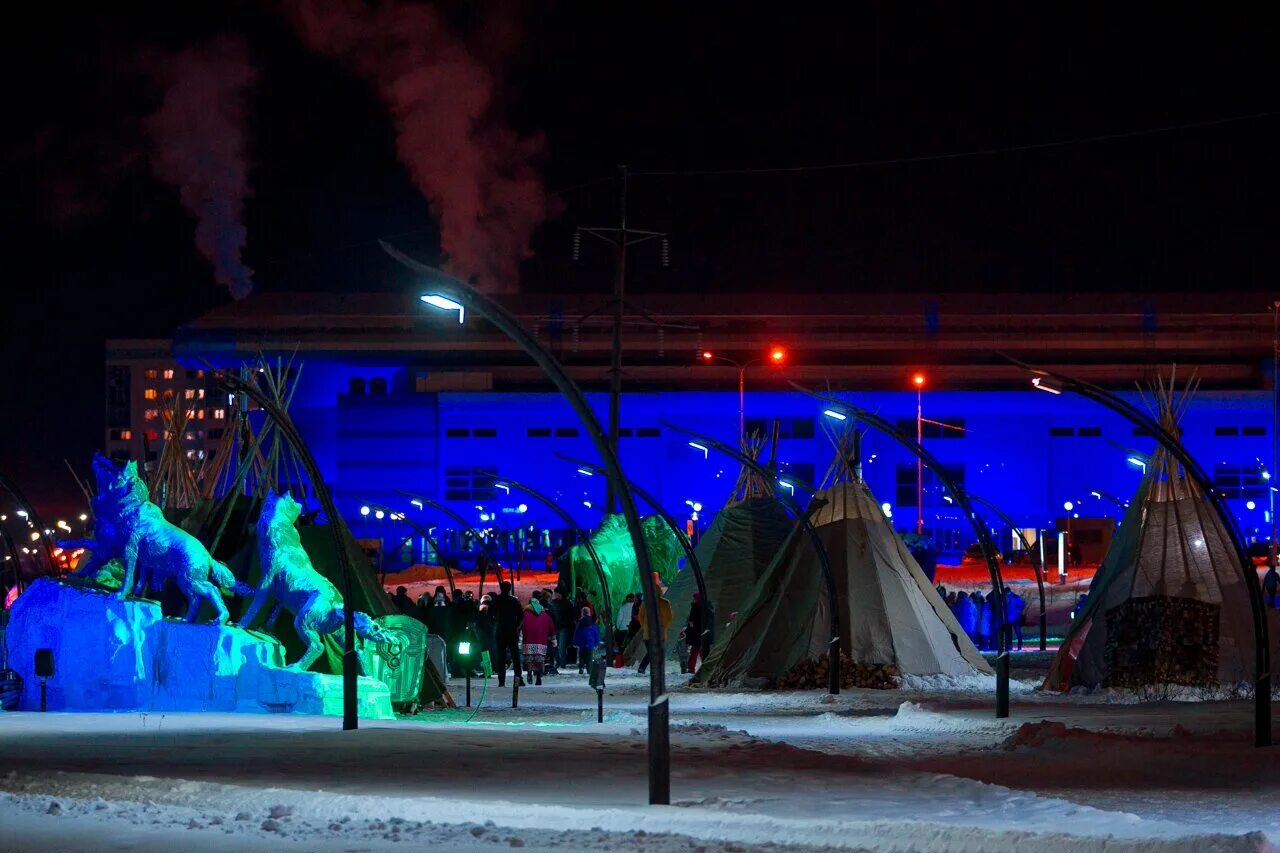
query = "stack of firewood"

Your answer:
(777, 654), (900, 690)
